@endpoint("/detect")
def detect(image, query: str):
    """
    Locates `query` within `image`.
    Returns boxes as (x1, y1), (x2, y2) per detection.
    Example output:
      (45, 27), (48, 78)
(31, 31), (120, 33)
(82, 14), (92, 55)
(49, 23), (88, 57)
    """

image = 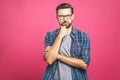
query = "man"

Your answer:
(42, 3), (90, 80)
